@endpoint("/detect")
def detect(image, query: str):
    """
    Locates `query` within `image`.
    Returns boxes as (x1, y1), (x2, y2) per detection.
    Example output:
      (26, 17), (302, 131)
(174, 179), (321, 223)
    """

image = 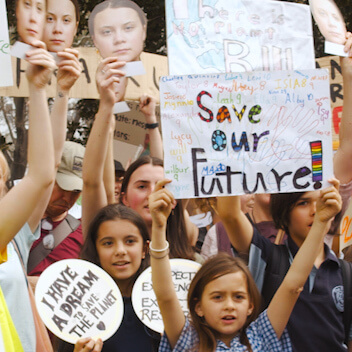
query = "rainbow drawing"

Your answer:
(310, 141), (323, 189)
